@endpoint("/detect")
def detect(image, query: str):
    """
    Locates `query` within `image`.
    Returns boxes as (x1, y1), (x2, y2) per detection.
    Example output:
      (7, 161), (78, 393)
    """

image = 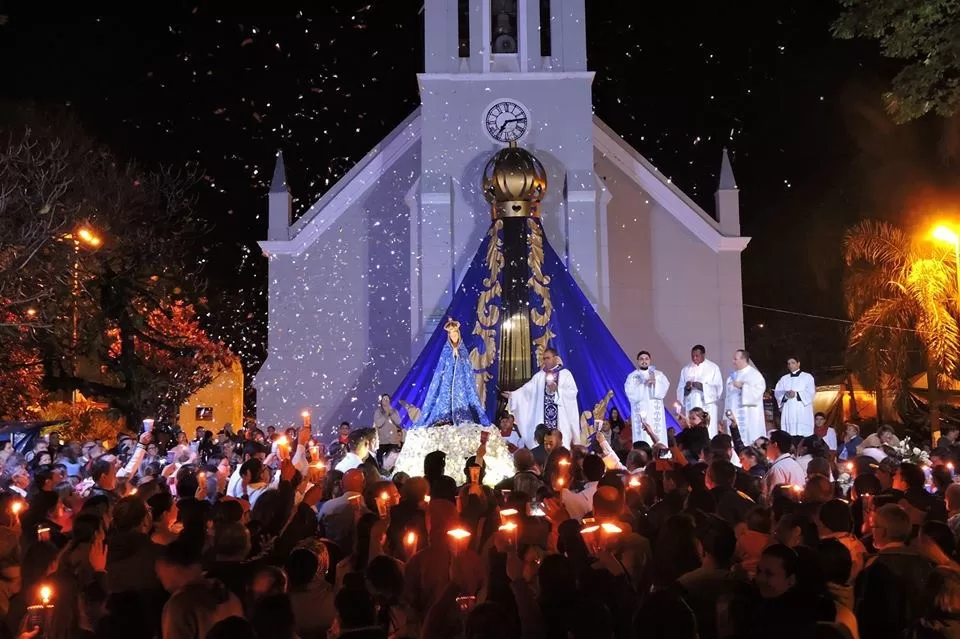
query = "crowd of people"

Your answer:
(0, 399), (958, 639)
